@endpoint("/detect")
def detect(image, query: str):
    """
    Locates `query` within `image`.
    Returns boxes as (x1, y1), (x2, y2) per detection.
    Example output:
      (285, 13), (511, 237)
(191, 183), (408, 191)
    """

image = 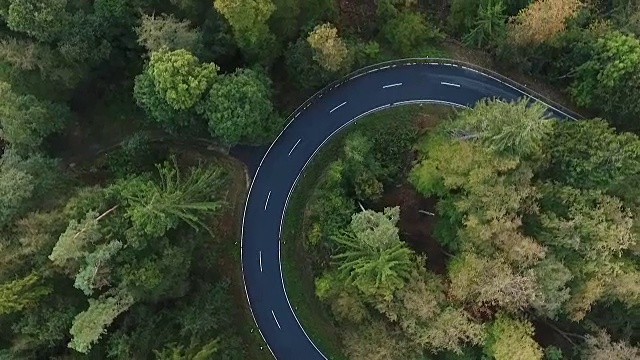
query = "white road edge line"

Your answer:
(240, 60), (580, 360)
(458, 65), (576, 120)
(259, 251), (262, 272)
(278, 100), (469, 239)
(441, 81), (461, 87)
(382, 83), (402, 89)
(271, 310), (281, 329)
(288, 139), (301, 156)
(264, 191), (271, 210)
(329, 101), (347, 113)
